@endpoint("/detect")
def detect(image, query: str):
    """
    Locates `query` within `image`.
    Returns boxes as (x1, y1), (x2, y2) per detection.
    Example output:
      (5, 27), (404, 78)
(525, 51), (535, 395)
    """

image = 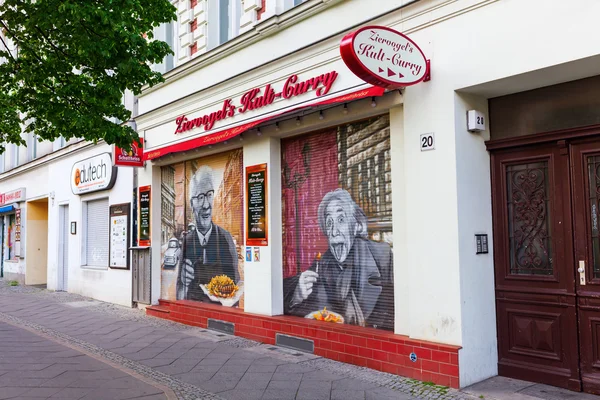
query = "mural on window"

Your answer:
(282, 115), (394, 330)
(160, 149), (244, 308)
